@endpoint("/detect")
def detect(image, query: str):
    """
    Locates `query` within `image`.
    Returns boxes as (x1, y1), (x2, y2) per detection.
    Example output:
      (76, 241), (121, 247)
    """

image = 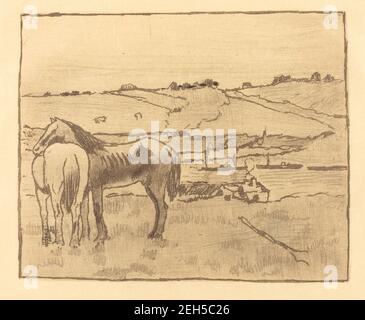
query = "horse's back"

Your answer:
(44, 143), (88, 160)
(43, 143), (89, 204)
